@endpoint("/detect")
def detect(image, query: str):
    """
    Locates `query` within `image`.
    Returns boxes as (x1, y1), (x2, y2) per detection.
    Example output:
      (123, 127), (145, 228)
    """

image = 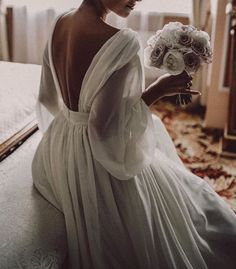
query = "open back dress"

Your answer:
(32, 12), (236, 269)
